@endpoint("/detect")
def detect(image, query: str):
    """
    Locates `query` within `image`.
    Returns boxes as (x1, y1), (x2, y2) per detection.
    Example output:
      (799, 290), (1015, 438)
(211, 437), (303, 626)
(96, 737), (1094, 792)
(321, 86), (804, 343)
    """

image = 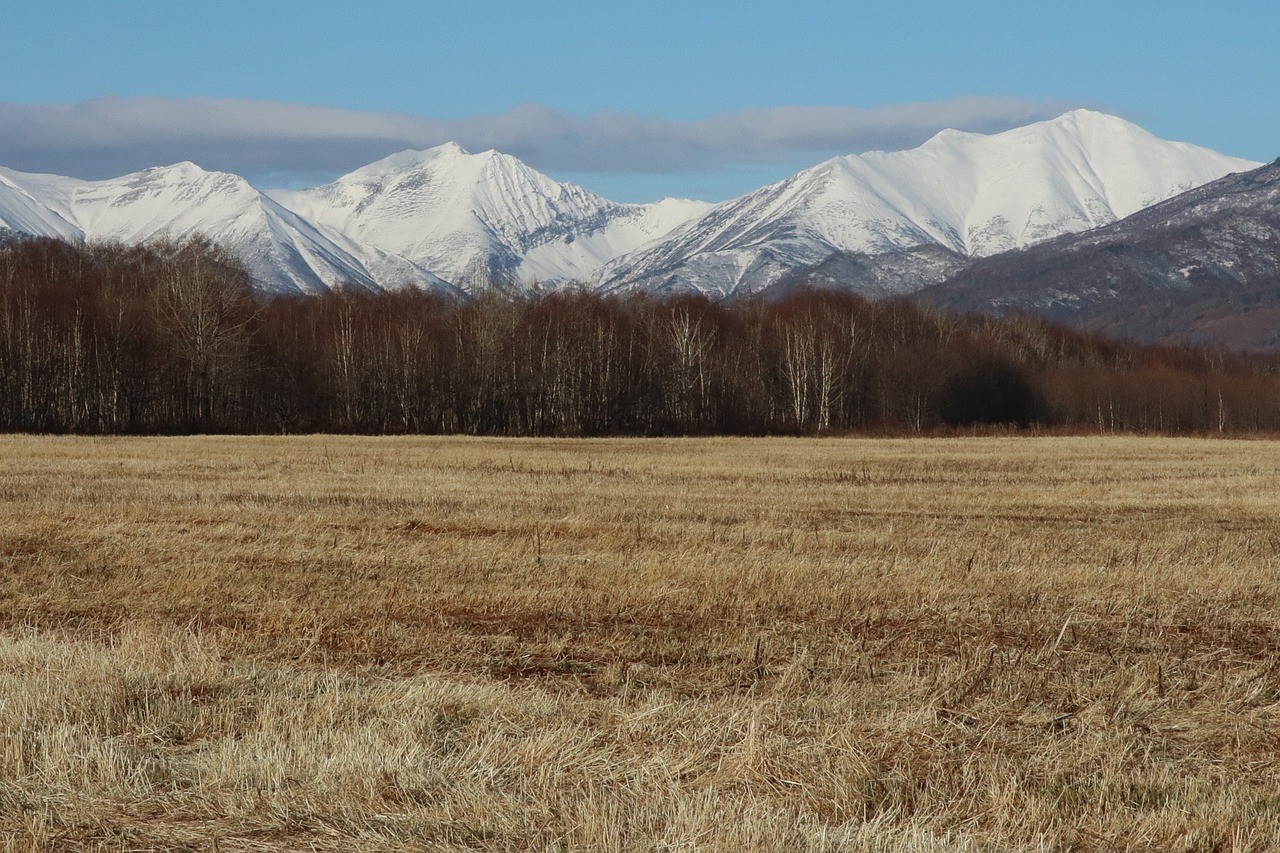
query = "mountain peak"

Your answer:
(342, 143), (479, 180)
(916, 110), (1140, 153)
(145, 161), (218, 177)
(1041, 109), (1157, 139)
(1052, 107), (1126, 124)
(131, 161), (255, 193)
(138, 163), (213, 181)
